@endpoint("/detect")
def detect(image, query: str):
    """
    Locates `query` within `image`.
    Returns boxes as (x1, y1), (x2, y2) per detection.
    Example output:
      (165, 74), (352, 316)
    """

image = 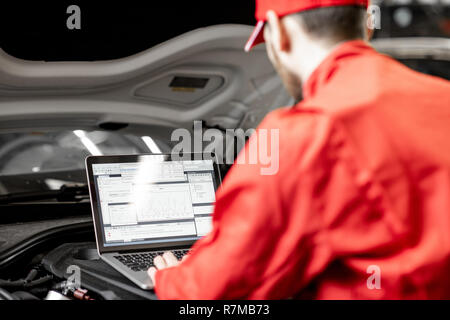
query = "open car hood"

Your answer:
(0, 25), (291, 136)
(1, 25), (448, 137)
